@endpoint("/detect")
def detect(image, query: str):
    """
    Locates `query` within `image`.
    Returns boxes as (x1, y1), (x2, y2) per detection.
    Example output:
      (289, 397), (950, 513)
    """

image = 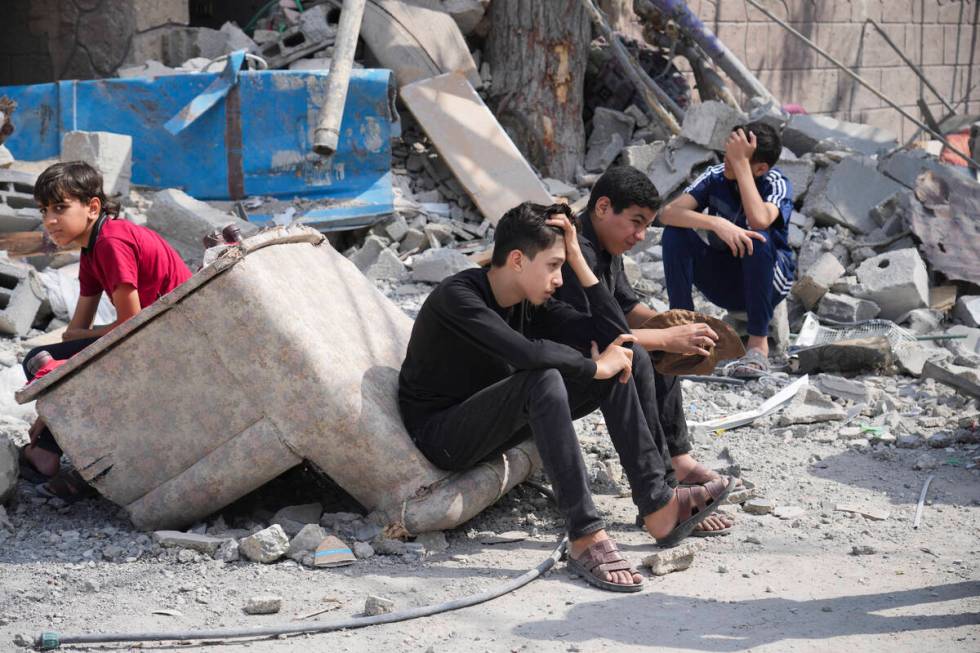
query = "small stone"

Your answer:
(850, 544), (876, 556)
(717, 564), (729, 574)
(913, 453), (939, 471)
(641, 541), (702, 576)
(353, 541), (375, 559)
(415, 531), (449, 553)
(364, 595), (395, 616)
(239, 525), (290, 564)
(743, 535), (763, 545)
(244, 595), (282, 615)
(215, 539), (240, 562)
(177, 548), (199, 564)
(743, 498), (775, 515)
(372, 538), (407, 556)
(287, 524), (328, 561)
(849, 438), (871, 451)
(80, 579), (100, 593)
(153, 531), (228, 556)
(896, 434), (924, 449)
